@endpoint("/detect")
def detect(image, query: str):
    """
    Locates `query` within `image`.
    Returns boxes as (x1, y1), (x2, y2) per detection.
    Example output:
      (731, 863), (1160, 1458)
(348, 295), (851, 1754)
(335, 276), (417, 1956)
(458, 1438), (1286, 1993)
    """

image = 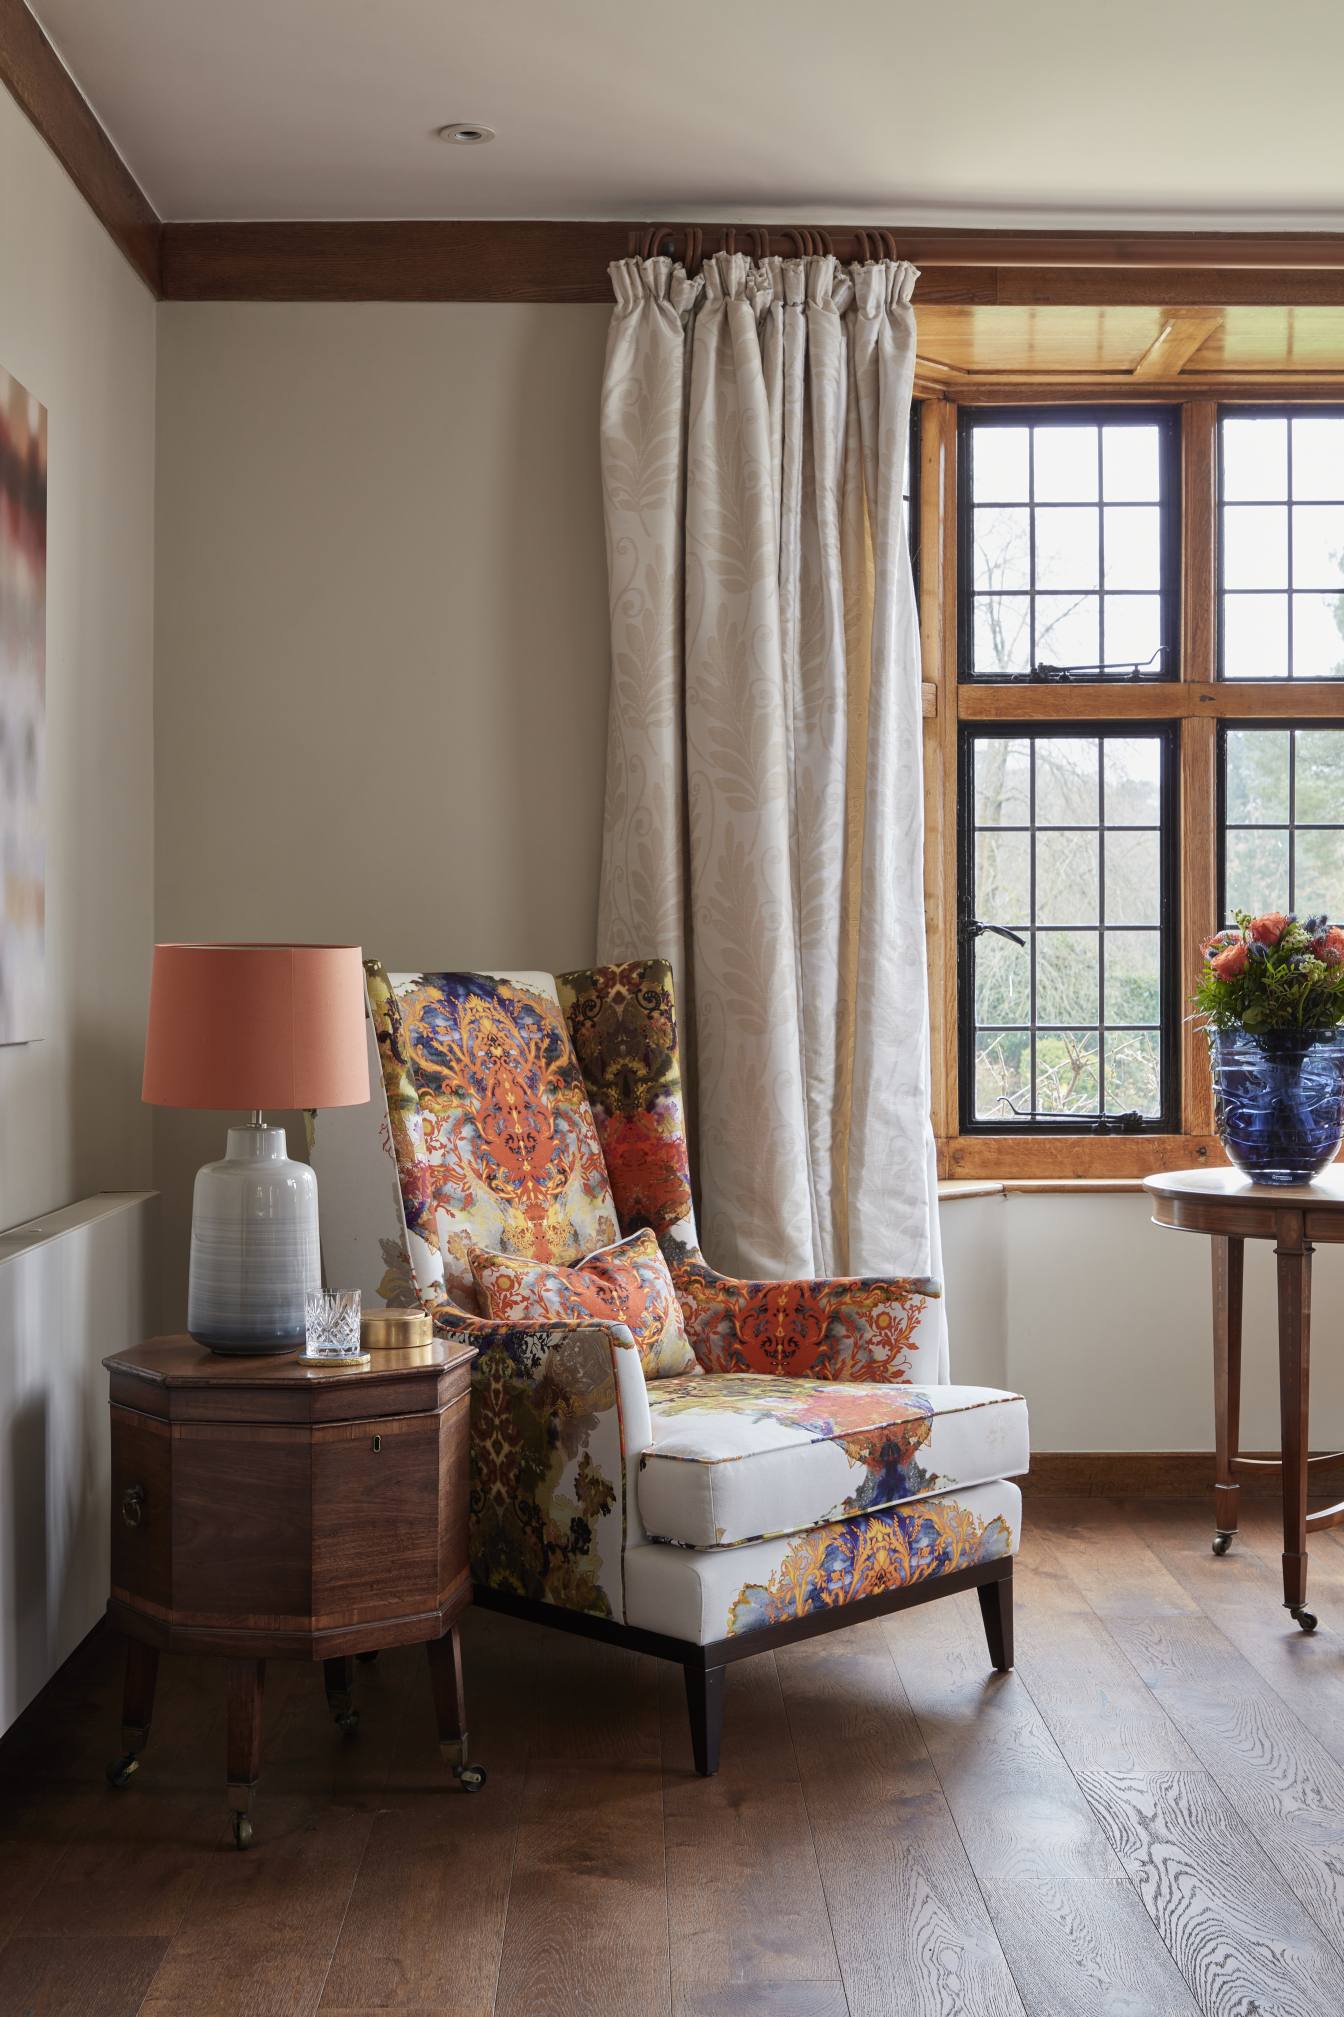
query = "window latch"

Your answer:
(962, 919), (1027, 948)
(1092, 1110), (1144, 1134)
